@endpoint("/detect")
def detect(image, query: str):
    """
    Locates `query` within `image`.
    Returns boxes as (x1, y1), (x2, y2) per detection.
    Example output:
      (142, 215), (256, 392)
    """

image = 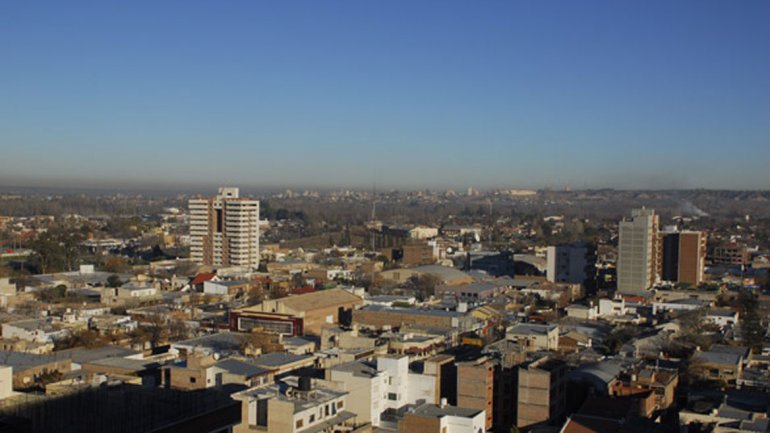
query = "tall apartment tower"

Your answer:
(661, 230), (707, 286)
(617, 208), (660, 293)
(189, 187), (260, 269)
